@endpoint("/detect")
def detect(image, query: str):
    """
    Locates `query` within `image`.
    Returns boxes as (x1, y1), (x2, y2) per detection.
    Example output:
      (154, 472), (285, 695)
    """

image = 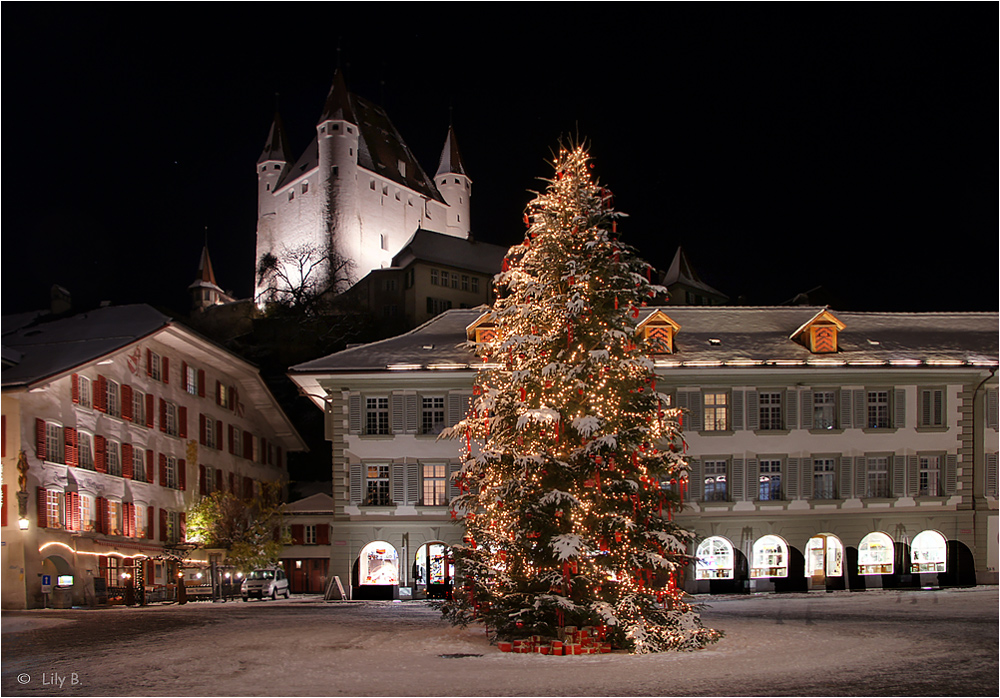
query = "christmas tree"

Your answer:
(441, 141), (722, 653)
